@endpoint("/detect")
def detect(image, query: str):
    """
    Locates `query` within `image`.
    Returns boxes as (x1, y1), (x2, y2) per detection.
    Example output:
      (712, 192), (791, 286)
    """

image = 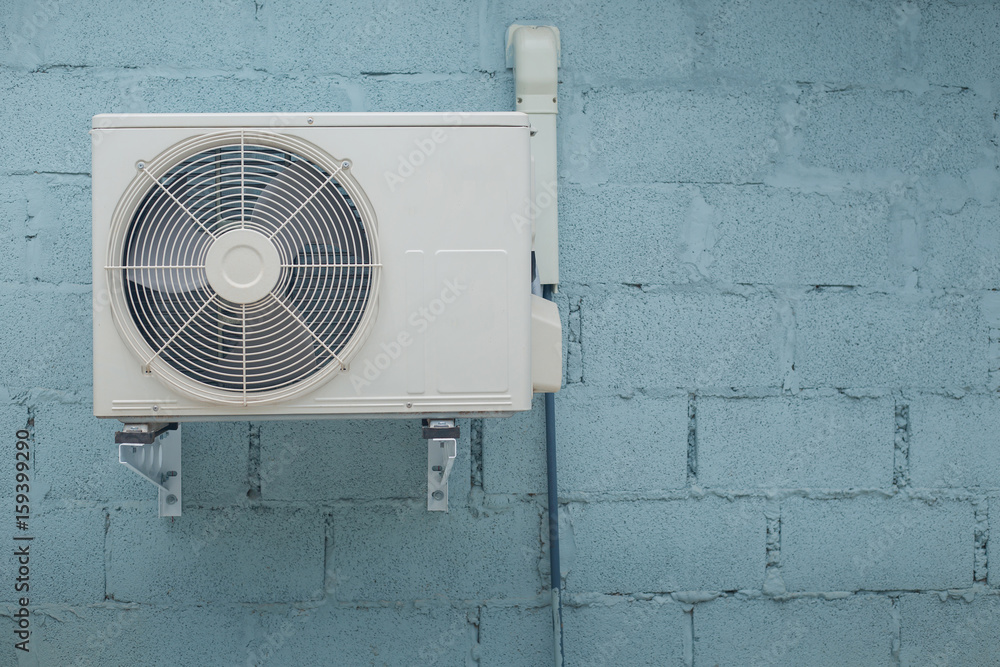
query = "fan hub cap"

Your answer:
(204, 229), (281, 304)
